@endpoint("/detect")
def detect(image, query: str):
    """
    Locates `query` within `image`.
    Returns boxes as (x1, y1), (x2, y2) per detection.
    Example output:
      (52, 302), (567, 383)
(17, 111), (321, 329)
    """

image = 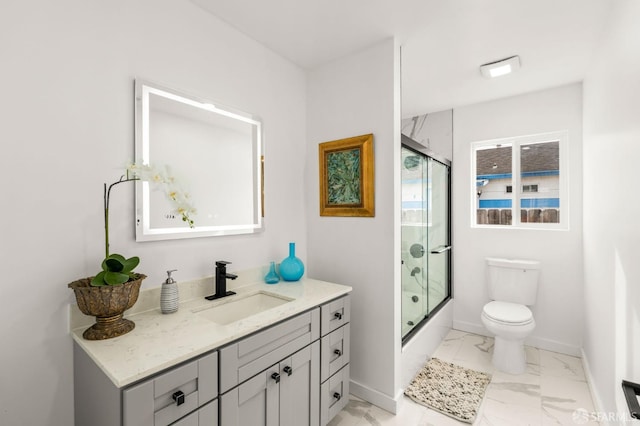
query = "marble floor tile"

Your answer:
(485, 371), (541, 409)
(524, 346), (542, 376)
(540, 375), (597, 425)
(451, 332), (495, 374)
(477, 396), (542, 426)
(331, 330), (601, 426)
(328, 397), (372, 426)
(539, 350), (586, 382)
(431, 329), (466, 361)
